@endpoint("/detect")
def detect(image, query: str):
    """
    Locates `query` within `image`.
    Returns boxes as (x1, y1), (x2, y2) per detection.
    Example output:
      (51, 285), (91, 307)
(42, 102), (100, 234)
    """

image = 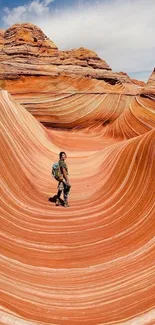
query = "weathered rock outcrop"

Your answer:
(141, 68), (155, 99)
(1, 23), (153, 132)
(131, 78), (145, 87)
(1, 23), (147, 128)
(3, 23), (57, 55)
(0, 23), (132, 84)
(147, 68), (155, 89)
